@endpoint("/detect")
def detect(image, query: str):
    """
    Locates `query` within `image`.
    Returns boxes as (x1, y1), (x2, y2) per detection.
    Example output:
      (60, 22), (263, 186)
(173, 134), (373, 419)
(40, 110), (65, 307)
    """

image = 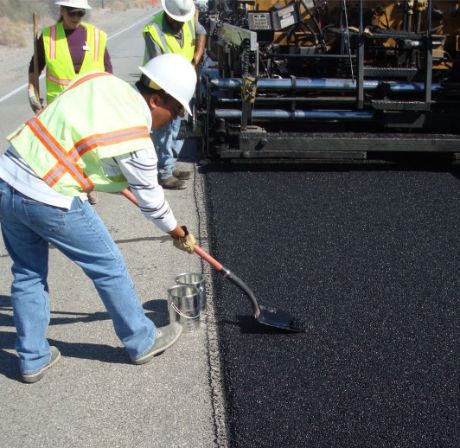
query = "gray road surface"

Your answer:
(0, 10), (225, 448)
